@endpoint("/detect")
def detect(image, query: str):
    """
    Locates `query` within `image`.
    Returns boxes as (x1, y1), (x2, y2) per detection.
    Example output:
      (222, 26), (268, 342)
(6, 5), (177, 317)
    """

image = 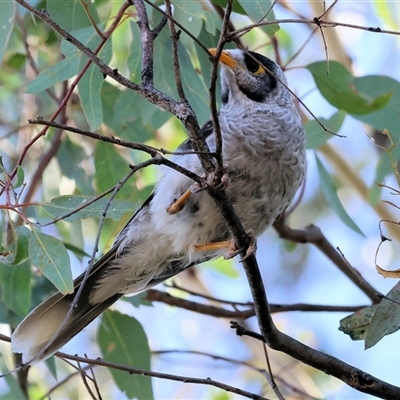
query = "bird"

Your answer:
(11, 48), (306, 364)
